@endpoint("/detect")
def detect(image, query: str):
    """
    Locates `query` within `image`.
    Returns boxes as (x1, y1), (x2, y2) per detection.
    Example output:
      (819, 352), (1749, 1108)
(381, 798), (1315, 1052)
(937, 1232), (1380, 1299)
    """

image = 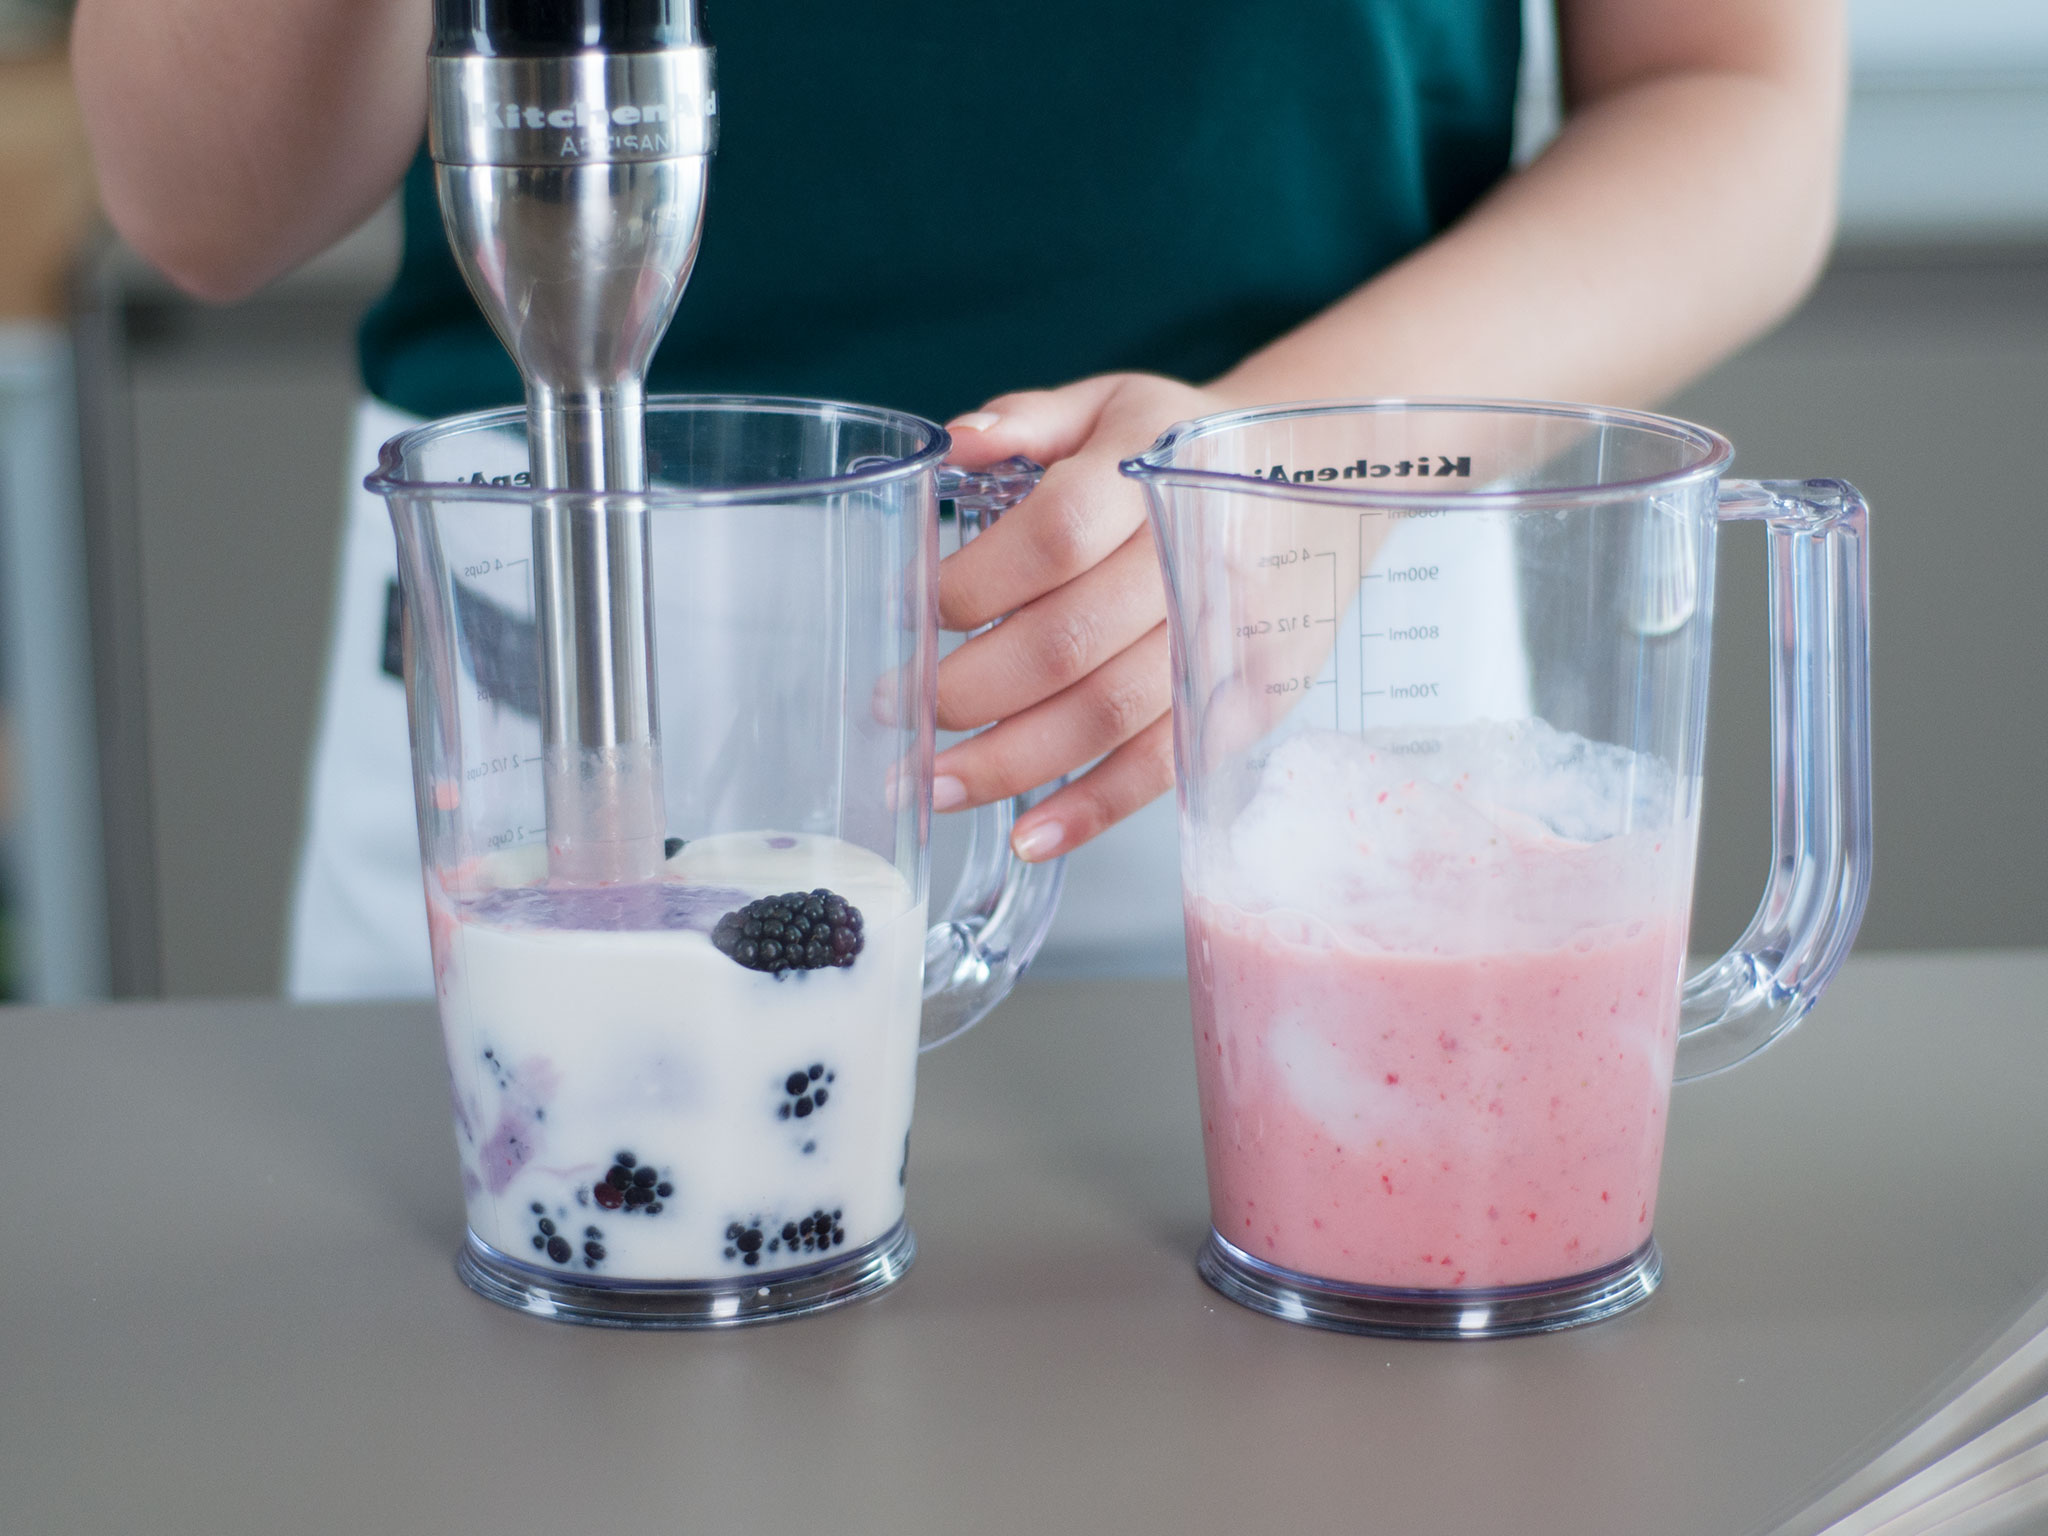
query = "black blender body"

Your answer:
(426, 0), (715, 885)
(433, 0), (700, 54)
